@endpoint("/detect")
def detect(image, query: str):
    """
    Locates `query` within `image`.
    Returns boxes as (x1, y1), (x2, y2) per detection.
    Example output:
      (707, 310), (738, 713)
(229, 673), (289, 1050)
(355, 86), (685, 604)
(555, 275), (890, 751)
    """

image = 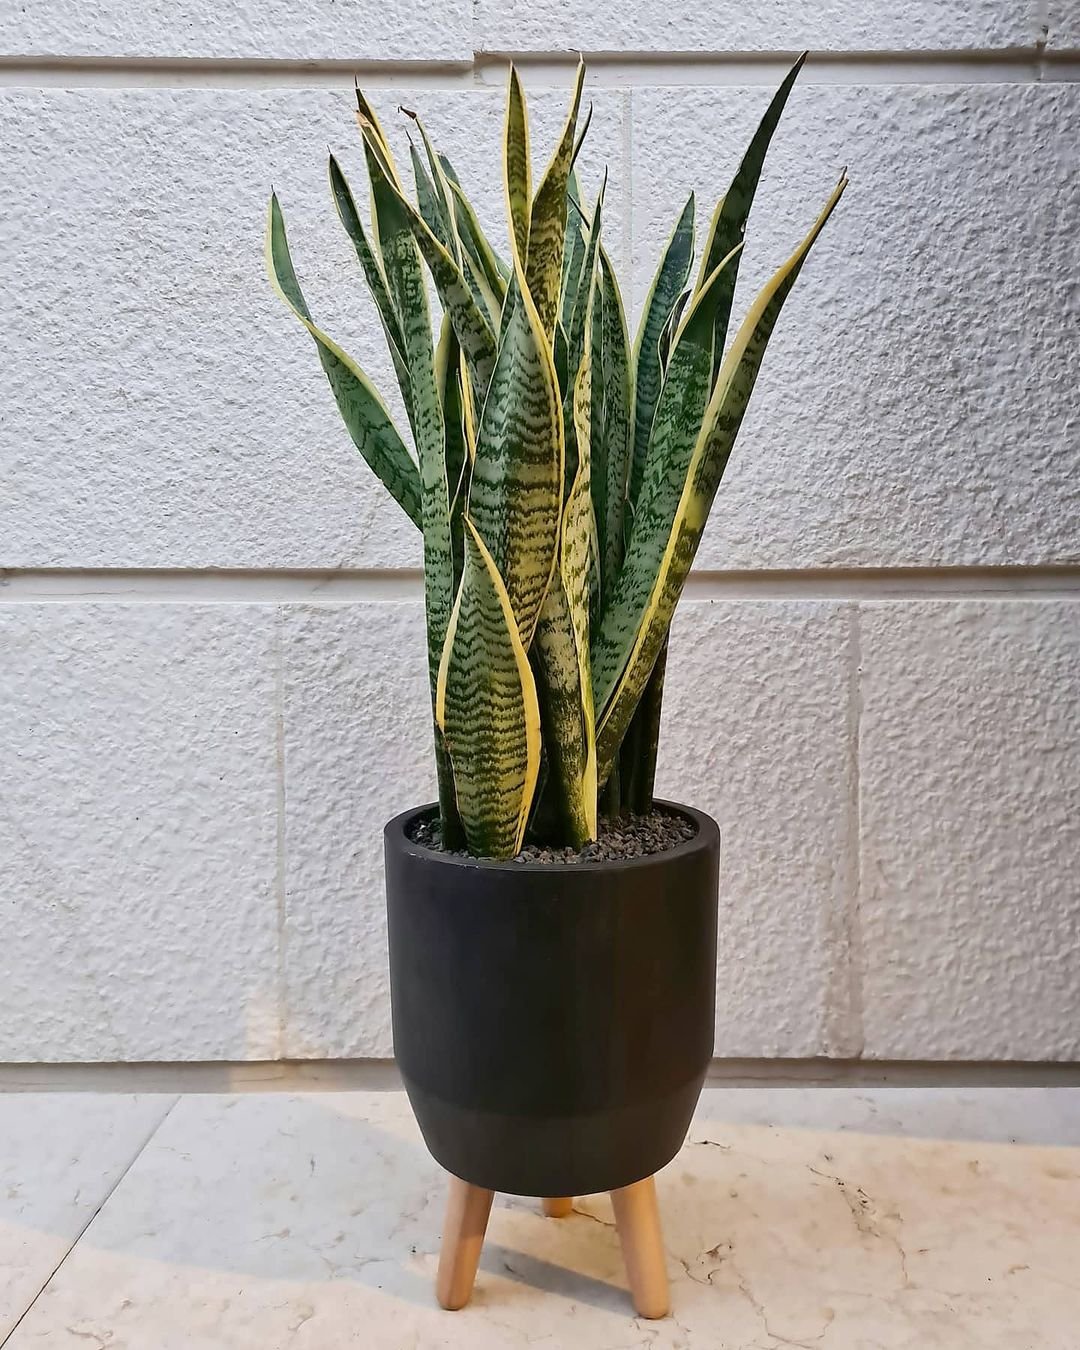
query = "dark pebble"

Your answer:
(408, 809), (697, 864)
